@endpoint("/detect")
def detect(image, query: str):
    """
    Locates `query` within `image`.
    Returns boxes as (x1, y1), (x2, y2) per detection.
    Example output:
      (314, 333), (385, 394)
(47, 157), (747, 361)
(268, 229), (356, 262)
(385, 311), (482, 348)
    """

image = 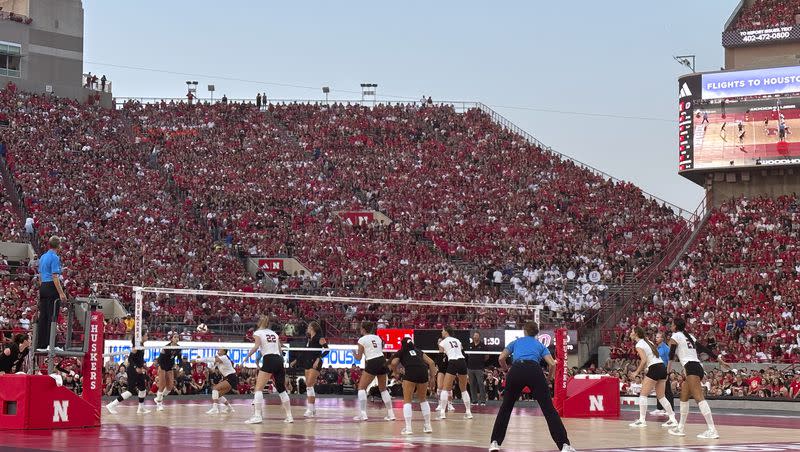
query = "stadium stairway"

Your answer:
(0, 151), (38, 252)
